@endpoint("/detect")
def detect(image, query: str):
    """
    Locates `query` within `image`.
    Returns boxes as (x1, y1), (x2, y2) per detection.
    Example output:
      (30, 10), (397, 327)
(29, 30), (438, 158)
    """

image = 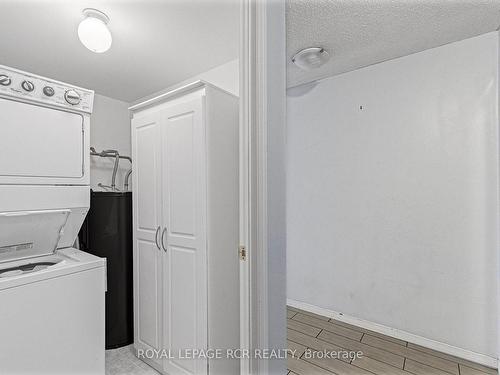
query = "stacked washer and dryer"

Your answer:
(0, 65), (106, 374)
